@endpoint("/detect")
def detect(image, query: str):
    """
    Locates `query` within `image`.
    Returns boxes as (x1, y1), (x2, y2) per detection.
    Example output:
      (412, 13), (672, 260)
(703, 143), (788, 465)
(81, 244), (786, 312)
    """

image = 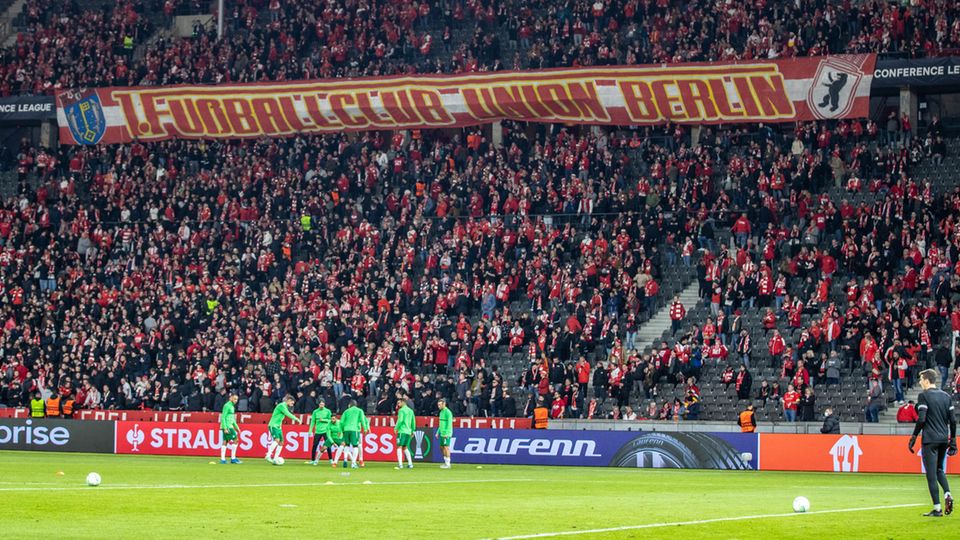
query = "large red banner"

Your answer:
(114, 421), (436, 462)
(759, 433), (956, 474)
(56, 55), (875, 145)
(0, 407), (529, 429)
